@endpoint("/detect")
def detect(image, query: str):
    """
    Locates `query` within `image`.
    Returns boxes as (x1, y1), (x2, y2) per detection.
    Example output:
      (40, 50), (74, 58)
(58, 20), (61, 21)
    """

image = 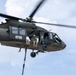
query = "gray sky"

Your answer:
(0, 0), (76, 75)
